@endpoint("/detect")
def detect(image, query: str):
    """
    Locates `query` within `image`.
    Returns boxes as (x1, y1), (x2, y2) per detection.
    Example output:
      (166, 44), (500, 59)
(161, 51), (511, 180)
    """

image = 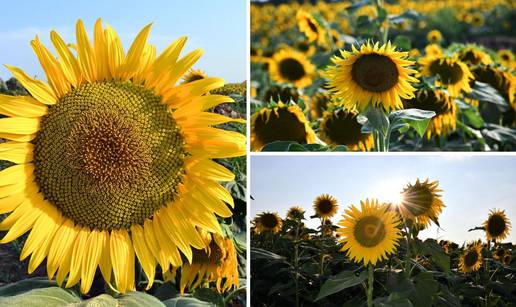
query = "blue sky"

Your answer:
(0, 0), (246, 82)
(251, 155), (516, 244)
